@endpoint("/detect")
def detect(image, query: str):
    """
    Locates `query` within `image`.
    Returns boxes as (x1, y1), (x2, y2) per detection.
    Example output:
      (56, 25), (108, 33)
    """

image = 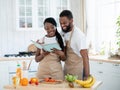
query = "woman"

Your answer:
(35, 17), (66, 80)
